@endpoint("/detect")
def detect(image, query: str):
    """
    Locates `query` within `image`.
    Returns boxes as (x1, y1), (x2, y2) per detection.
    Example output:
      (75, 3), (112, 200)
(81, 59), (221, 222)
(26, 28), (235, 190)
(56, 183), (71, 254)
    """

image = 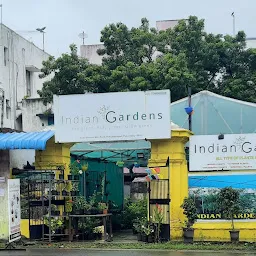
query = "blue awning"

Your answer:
(0, 130), (55, 150)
